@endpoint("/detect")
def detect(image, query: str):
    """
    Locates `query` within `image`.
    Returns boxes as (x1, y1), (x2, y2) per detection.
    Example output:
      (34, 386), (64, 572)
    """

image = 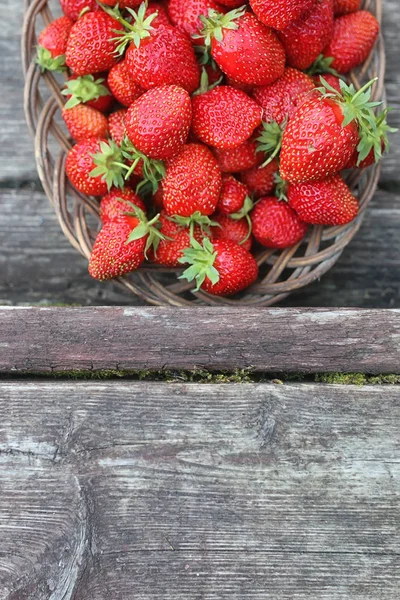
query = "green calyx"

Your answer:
(168, 211), (219, 243)
(230, 195), (254, 245)
(193, 67), (223, 96)
(121, 136), (166, 194)
(90, 139), (128, 190)
(306, 54), (340, 77)
(317, 77), (391, 165)
(356, 108), (397, 164)
(103, 1), (158, 55)
(256, 120), (286, 167)
(178, 238), (220, 292)
(36, 46), (66, 73)
(274, 173), (288, 201)
(61, 75), (110, 109)
(198, 6), (246, 47)
(125, 205), (165, 258)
